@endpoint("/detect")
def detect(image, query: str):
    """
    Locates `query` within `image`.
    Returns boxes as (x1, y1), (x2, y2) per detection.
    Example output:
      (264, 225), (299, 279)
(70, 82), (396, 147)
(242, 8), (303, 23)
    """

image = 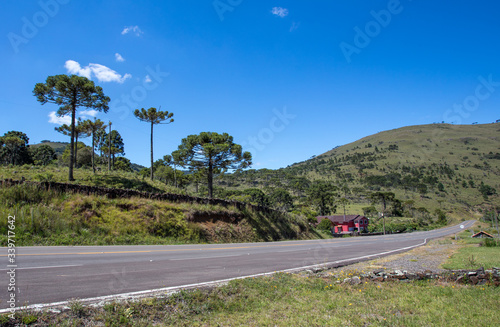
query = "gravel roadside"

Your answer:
(325, 237), (463, 275)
